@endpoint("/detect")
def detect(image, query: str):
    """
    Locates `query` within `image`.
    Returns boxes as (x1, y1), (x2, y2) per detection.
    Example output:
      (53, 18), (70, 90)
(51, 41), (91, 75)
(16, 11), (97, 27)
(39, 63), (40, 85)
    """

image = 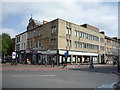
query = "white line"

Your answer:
(11, 75), (56, 77)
